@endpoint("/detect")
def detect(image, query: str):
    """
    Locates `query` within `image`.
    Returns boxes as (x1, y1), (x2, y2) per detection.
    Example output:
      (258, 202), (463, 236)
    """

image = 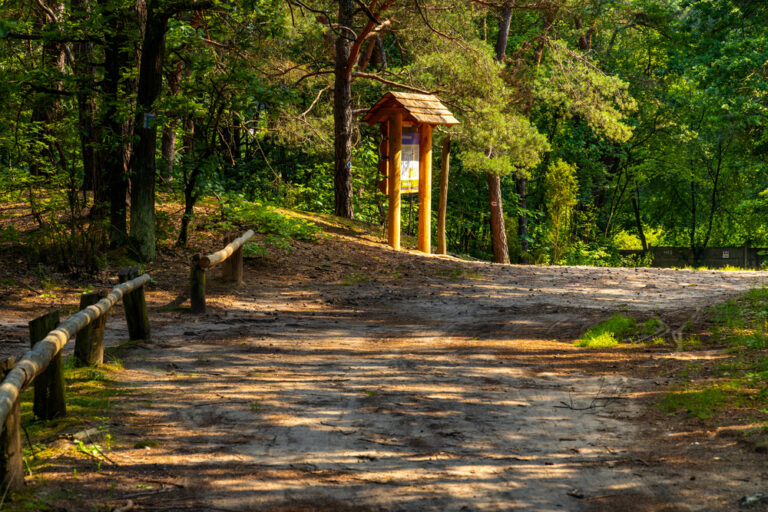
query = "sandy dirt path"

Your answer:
(3, 229), (768, 511)
(58, 240), (763, 512)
